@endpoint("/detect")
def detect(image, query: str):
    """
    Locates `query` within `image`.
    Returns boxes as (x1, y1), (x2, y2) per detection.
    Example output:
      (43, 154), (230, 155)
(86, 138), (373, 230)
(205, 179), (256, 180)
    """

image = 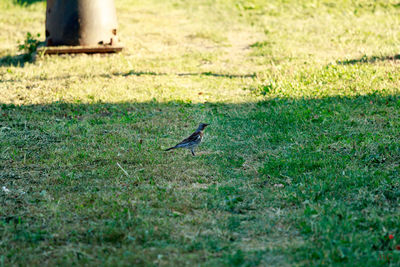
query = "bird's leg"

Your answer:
(191, 149), (195, 156)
